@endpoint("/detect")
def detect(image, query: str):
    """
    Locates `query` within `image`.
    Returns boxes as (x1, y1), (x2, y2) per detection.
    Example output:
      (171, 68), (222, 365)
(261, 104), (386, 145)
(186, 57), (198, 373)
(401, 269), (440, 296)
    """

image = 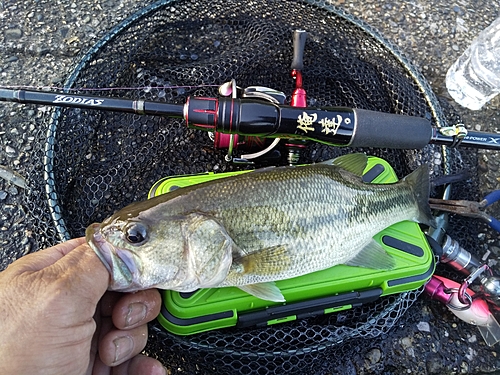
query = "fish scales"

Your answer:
(86, 154), (433, 301)
(213, 167), (418, 287)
